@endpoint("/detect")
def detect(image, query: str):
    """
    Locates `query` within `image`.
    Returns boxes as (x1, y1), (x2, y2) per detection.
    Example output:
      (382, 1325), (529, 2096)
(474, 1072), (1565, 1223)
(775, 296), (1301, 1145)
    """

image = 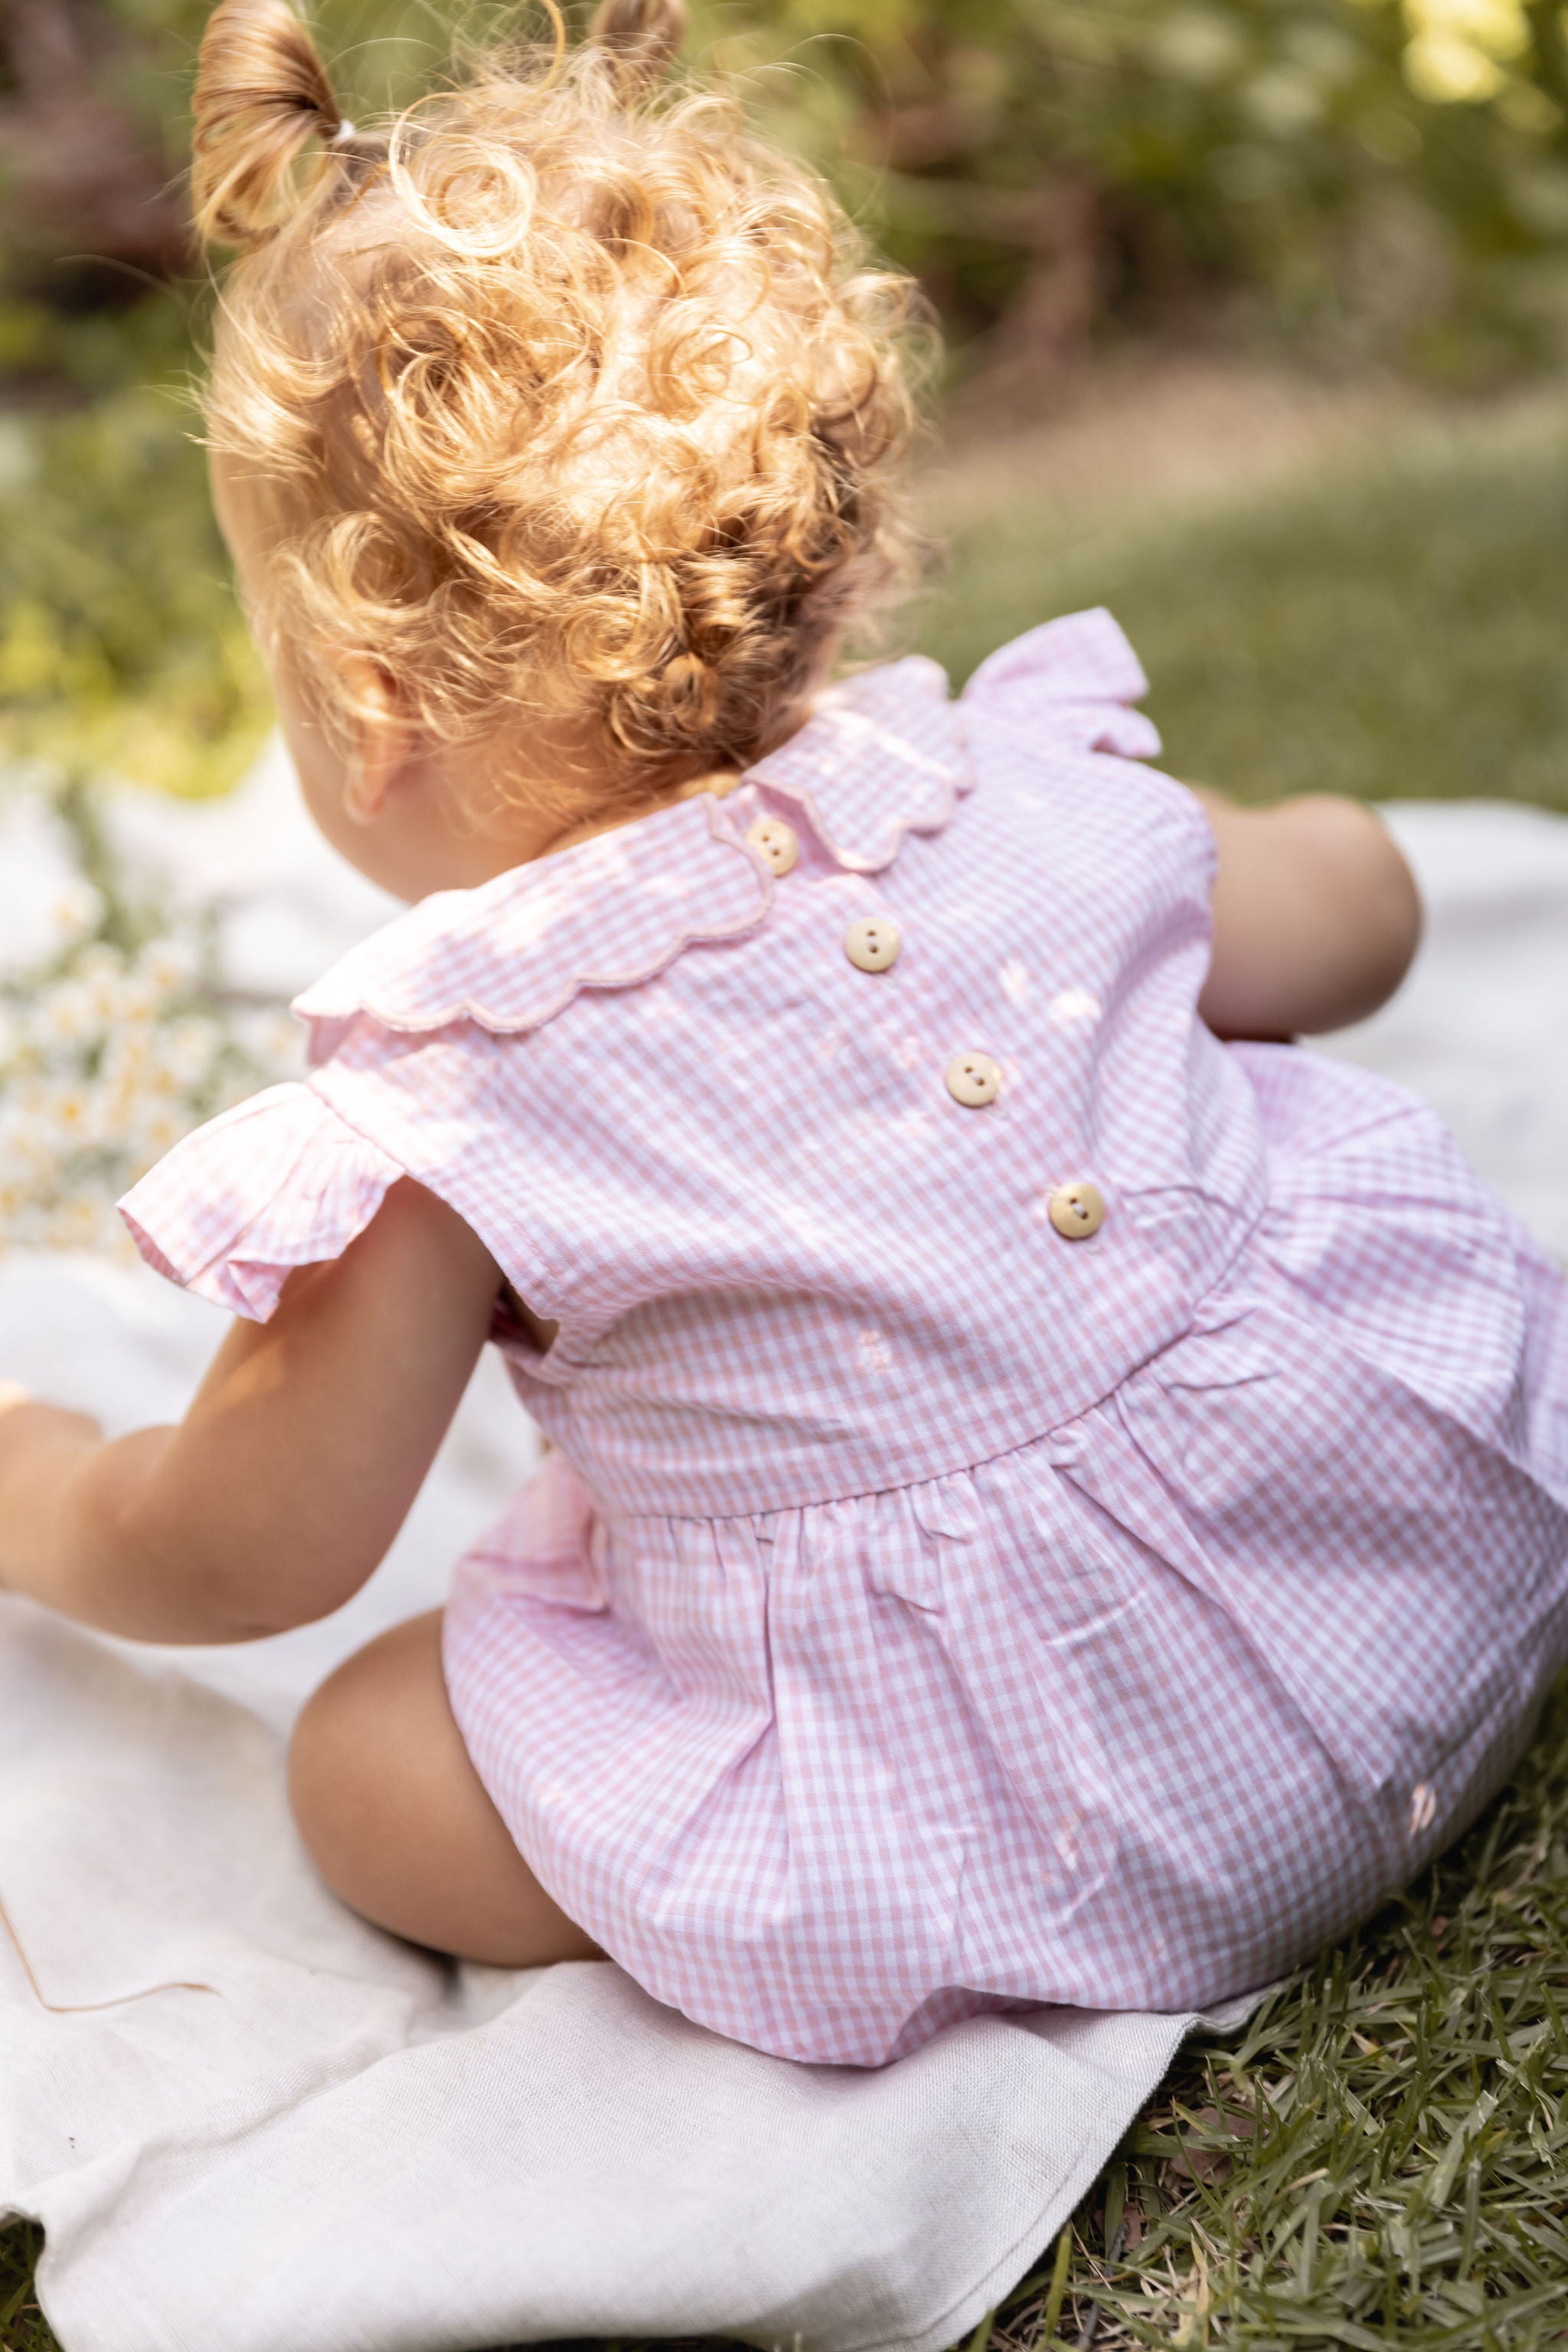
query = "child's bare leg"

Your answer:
(288, 1611), (601, 1968)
